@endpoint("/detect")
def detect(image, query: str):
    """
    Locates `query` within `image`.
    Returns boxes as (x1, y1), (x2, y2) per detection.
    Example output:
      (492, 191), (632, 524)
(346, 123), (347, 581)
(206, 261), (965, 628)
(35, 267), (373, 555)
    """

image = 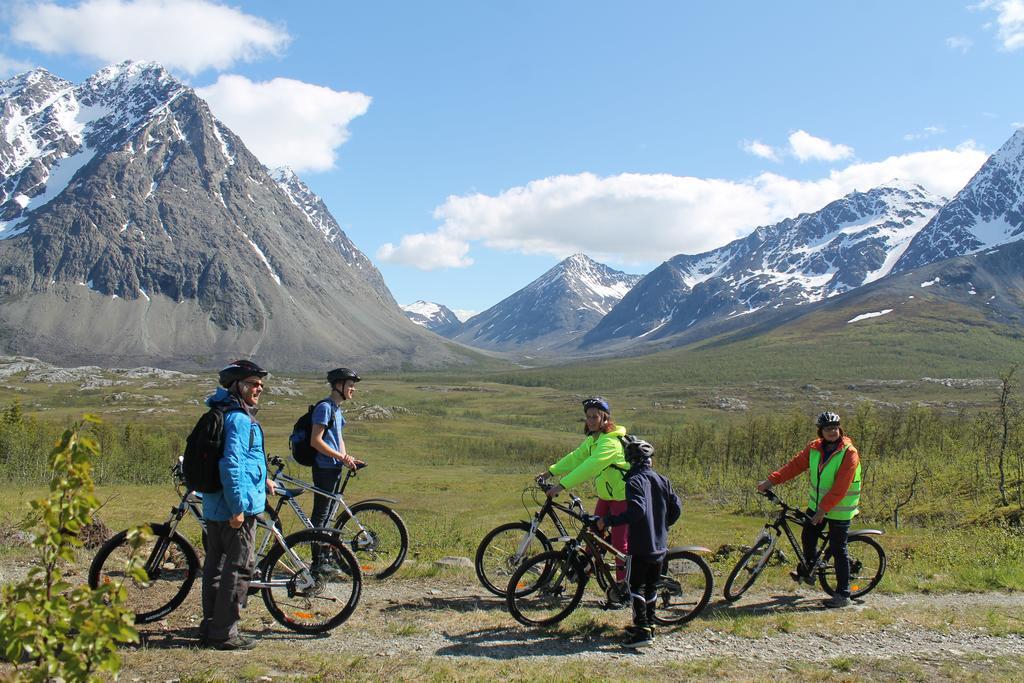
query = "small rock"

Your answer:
(433, 556), (473, 569)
